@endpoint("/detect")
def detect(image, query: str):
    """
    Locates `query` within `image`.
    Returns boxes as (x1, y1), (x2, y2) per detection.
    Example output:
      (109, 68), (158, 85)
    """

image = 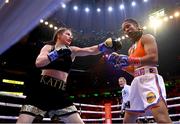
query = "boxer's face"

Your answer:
(122, 22), (139, 39)
(57, 30), (73, 46)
